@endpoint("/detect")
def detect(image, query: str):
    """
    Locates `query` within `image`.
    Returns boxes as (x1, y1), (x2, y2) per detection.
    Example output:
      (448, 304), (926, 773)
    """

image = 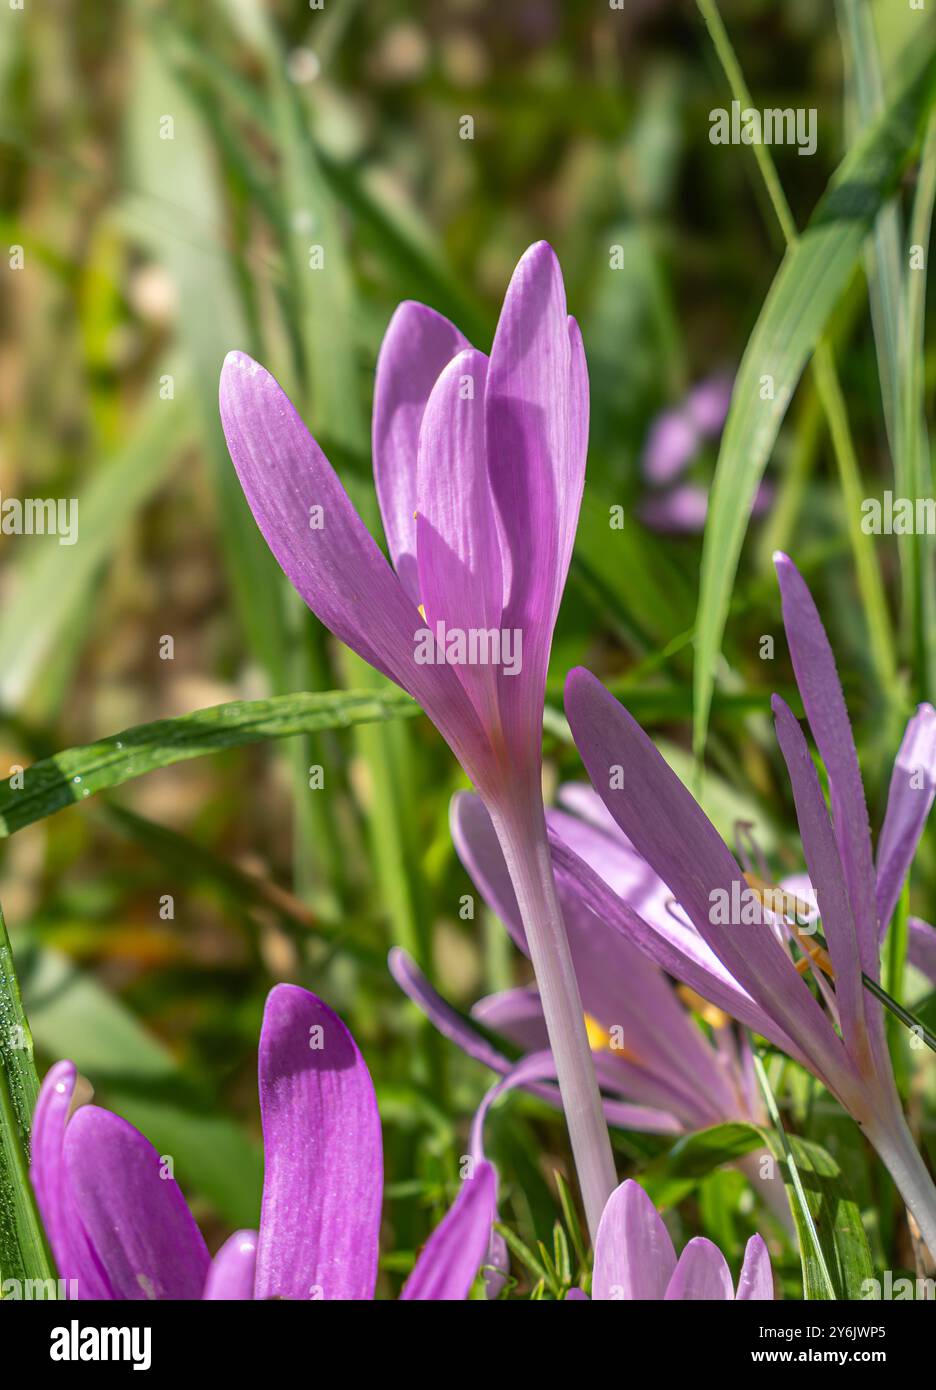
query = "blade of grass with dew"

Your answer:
(692, 3), (936, 761)
(0, 904), (55, 1287)
(0, 688), (420, 838)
